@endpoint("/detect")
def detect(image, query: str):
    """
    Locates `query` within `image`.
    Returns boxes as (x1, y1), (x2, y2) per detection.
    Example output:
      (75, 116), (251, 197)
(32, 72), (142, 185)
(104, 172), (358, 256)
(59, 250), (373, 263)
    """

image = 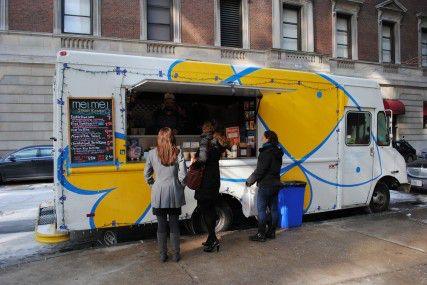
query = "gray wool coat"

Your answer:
(144, 149), (187, 209)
